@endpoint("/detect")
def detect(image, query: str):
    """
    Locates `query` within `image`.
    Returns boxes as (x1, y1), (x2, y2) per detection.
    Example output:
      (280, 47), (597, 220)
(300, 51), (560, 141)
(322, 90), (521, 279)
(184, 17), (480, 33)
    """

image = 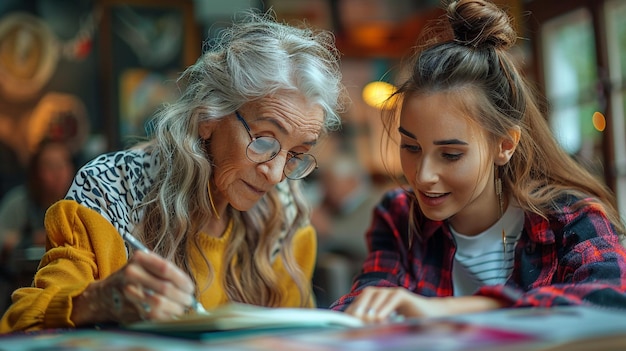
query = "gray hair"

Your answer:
(176, 9), (343, 129)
